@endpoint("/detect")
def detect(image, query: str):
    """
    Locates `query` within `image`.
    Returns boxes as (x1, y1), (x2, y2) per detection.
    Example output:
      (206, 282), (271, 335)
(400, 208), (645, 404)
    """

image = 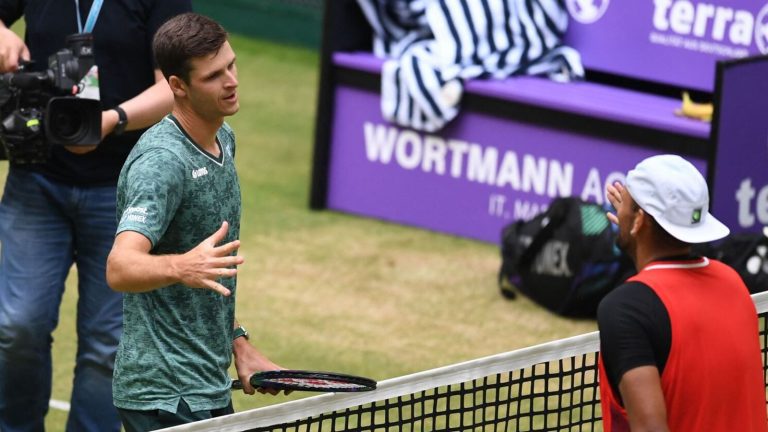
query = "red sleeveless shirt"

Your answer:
(599, 257), (767, 432)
